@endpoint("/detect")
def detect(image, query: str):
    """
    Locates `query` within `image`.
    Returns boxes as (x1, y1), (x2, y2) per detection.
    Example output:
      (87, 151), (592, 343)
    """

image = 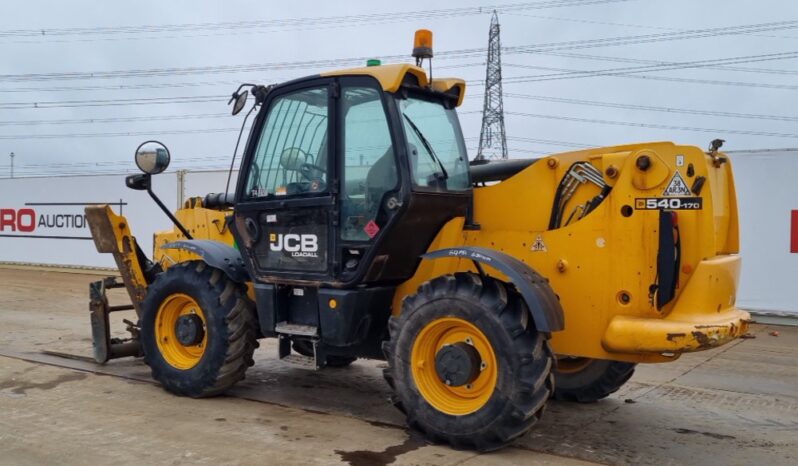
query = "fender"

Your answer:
(162, 240), (249, 283)
(422, 246), (565, 333)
